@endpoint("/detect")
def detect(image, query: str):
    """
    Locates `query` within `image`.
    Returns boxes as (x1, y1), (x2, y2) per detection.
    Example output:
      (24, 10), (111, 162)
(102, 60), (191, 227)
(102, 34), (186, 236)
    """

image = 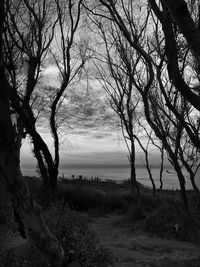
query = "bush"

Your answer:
(178, 213), (199, 242)
(0, 204), (115, 266)
(0, 184), (12, 225)
(61, 186), (106, 210)
(144, 199), (182, 238)
(127, 205), (146, 222)
(0, 251), (17, 267)
(141, 194), (156, 211)
(61, 185), (132, 212)
(0, 246), (47, 267)
(45, 203), (115, 266)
